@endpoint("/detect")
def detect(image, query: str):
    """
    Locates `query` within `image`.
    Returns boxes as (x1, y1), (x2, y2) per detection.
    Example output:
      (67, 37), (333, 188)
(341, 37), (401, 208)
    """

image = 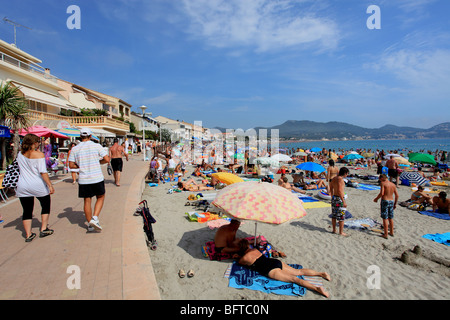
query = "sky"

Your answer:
(1, 0), (449, 131)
